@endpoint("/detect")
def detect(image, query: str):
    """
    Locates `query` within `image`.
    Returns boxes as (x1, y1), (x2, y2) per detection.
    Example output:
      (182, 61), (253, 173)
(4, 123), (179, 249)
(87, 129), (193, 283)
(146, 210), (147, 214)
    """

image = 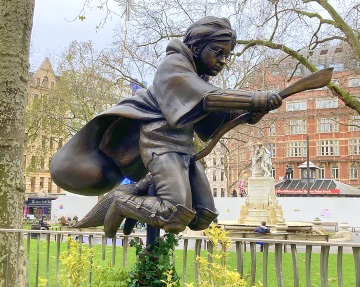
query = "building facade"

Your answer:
(225, 44), (360, 193)
(204, 143), (229, 197)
